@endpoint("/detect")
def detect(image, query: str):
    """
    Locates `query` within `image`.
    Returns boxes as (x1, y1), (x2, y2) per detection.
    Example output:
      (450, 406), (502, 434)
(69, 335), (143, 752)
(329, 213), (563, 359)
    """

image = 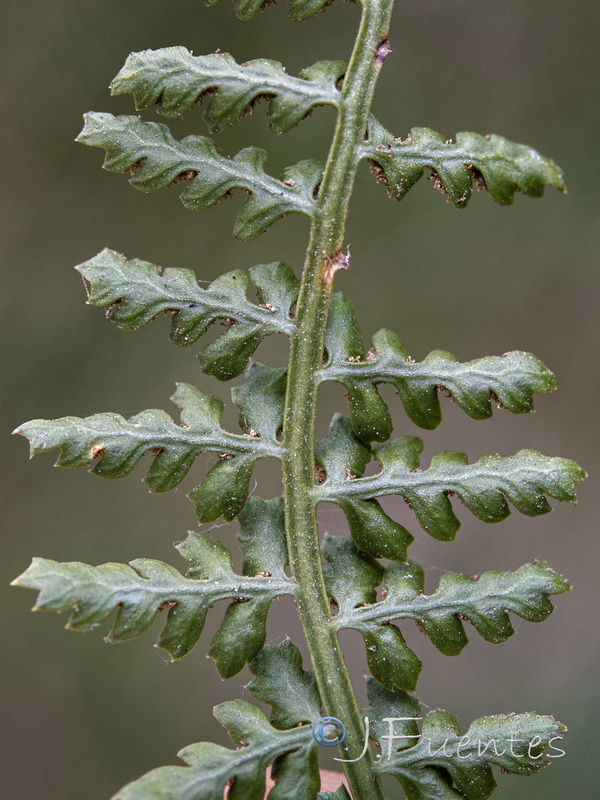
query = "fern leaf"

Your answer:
(321, 293), (556, 439)
(111, 47), (345, 133)
(114, 702), (317, 800)
(248, 640), (322, 730)
(12, 531), (294, 664)
(352, 560), (569, 654)
(323, 536), (421, 691)
(190, 362), (287, 522)
(76, 112), (322, 239)
(324, 537), (569, 689)
(363, 116), (565, 207)
(237, 497), (289, 580)
(318, 428), (585, 541)
(78, 250), (298, 379)
(232, 362), (287, 440)
(367, 680), (567, 800)
(15, 379), (284, 523)
(315, 415), (414, 561)
(114, 642), (321, 799)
